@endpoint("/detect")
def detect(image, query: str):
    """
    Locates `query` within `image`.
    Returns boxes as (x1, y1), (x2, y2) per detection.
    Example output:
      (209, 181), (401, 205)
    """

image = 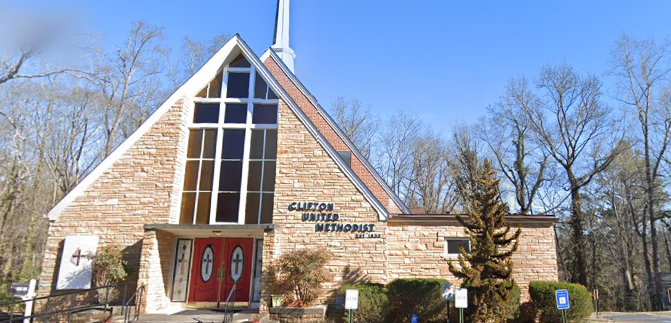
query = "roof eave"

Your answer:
(388, 214), (559, 226)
